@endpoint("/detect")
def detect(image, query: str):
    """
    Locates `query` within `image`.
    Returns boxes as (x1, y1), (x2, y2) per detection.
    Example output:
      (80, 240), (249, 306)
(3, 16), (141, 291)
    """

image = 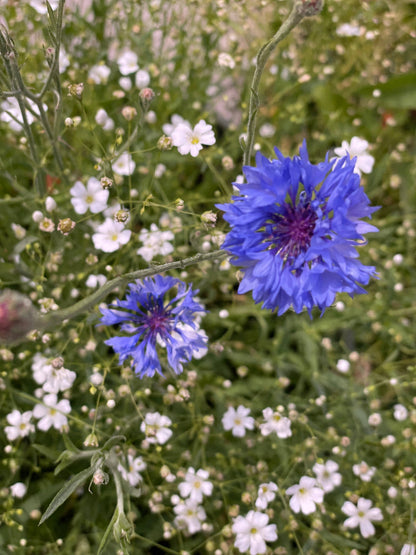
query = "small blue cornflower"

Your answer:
(217, 141), (379, 316)
(99, 275), (207, 378)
